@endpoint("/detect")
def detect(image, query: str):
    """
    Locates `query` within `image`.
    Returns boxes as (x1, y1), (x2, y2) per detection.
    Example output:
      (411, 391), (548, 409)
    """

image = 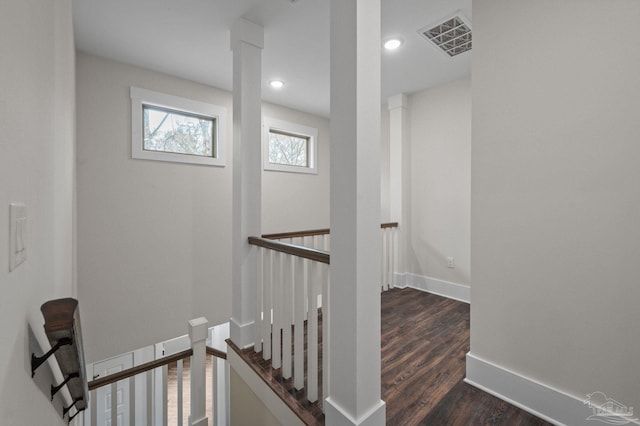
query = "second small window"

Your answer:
(263, 118), (318, 174)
